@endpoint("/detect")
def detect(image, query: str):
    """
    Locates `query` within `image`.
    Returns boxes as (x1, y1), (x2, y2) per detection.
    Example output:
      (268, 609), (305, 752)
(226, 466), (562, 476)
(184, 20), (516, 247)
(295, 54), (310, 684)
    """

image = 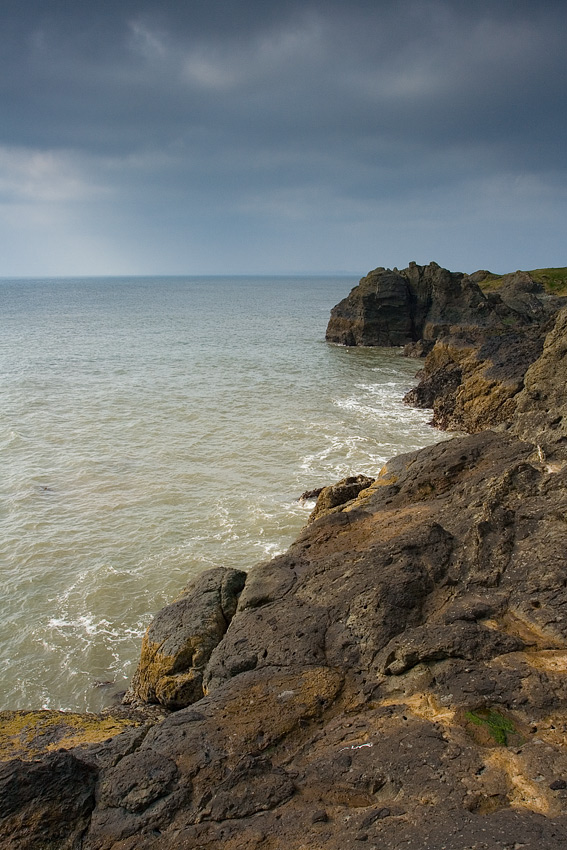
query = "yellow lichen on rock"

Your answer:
(0, 710), (141, 761)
